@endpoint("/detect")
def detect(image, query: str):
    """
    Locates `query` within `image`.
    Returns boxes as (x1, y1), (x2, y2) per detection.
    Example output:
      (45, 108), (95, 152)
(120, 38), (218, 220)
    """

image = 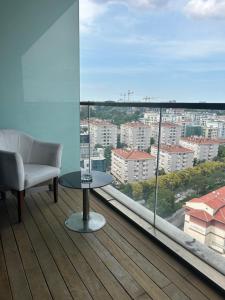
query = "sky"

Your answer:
(80, 0), (225, 103)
